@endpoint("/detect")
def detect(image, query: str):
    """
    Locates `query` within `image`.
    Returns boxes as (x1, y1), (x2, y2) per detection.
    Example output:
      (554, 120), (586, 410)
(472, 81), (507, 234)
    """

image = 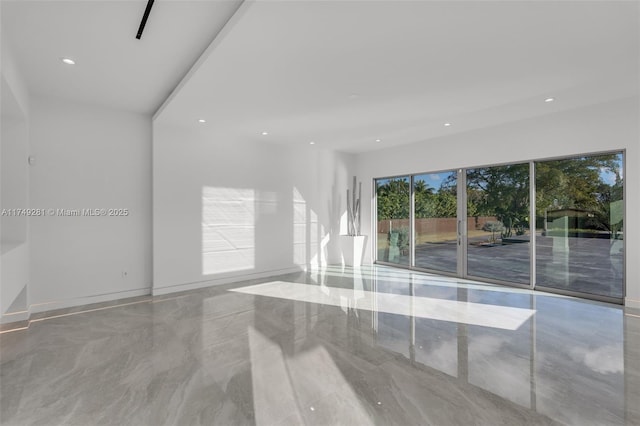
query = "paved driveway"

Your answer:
(383, 234), (623, 299)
